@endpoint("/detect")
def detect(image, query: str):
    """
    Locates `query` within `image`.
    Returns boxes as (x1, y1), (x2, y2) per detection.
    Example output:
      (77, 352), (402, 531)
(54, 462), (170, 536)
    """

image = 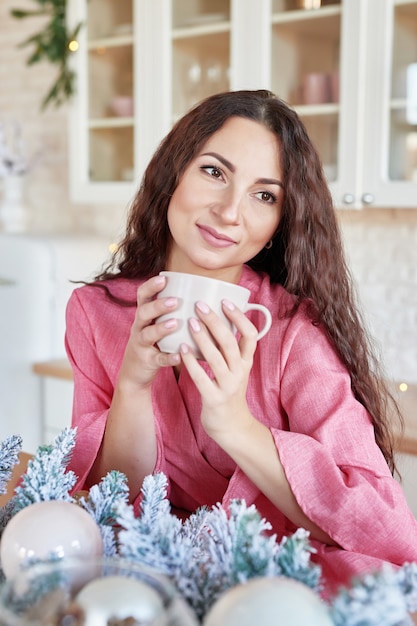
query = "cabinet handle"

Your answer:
(342, 193), (355, 205)
(361, 193), (375, 205)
